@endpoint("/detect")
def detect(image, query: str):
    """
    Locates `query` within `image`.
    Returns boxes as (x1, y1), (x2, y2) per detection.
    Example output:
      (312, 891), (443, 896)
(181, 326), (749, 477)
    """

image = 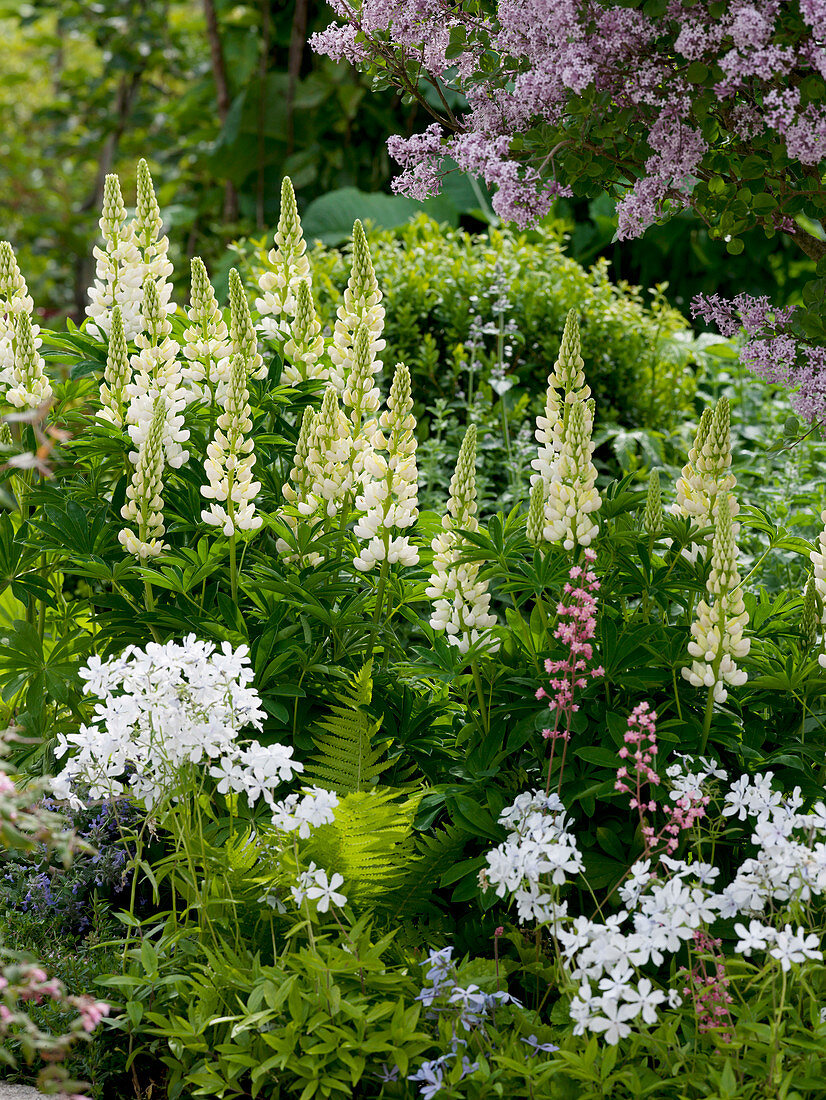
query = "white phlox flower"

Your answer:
(201, 352), (263, 536)
(229, 268), (265, 381)
(85, 174), (144, 340)
(256, 176), (311, 345)
(426, 424), (498, 654)
(53, 637), (287, 811)
(291, 861), (347, 913)
(353, 360), (419, 572)
(682, 493), (750, 702)
(328, 219), (385, 394)
(182, 257), (231, 403)
(282, 279), (327, 386)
